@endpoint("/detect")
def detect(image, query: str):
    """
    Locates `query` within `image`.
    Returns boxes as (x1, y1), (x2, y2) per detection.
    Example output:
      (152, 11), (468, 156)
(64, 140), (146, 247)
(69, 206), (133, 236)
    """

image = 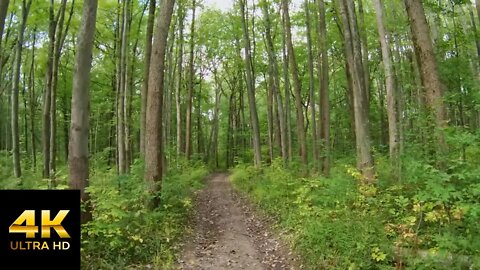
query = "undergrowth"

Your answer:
(231, 157), (480, 270)
(80, 159), (207, 269)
